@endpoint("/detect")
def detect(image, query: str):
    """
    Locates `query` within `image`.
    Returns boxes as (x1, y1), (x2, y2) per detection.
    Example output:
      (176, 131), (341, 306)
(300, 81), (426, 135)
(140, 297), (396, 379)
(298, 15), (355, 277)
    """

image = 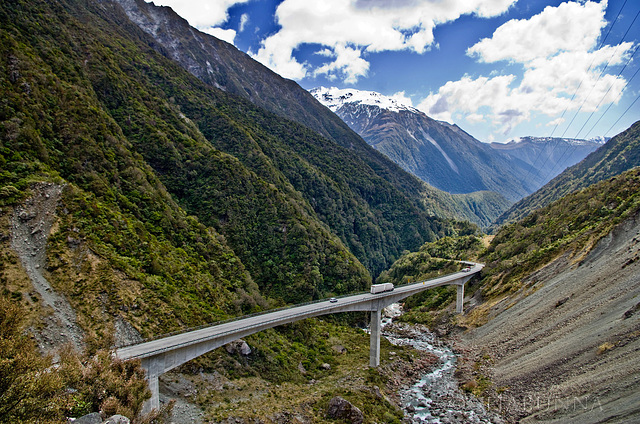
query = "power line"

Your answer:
(524, 0), (630, 189)
(605, 93), (640, 137)
(575, 42), (640, 139)
(584, 64), (640, 138)
(533, 4), (639, 187)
